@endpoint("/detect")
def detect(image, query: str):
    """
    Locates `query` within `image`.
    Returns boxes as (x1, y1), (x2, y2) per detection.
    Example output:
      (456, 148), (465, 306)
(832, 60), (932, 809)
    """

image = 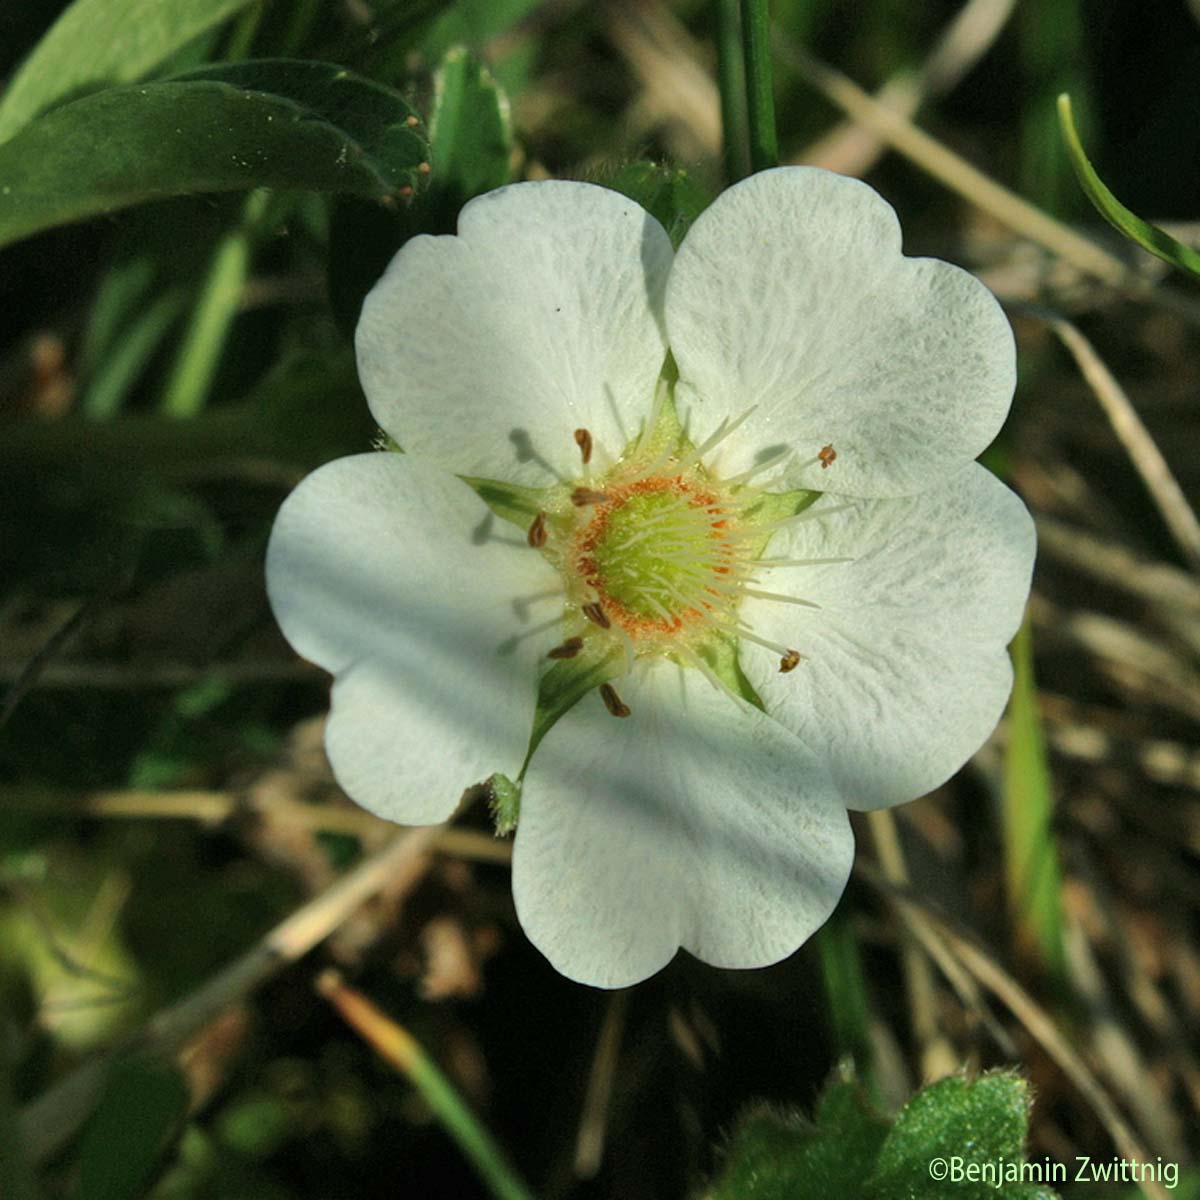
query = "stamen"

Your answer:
(818, 443), (837, 469)
(722, 447), (794, 487)
(547, 636), (584, 660)
(779, 649), (803, 673)
(741, 587), (821, 609)
(571, 487), (610, 507)
(756, 556), (855, 567)
(678, 405), (758, 469)
(527, 511), (548, 548)
(599, 682), (631, 718)
(709, 616), (799, 661)
(582, 602), (611, 629)
(574, 428), (593, 465)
